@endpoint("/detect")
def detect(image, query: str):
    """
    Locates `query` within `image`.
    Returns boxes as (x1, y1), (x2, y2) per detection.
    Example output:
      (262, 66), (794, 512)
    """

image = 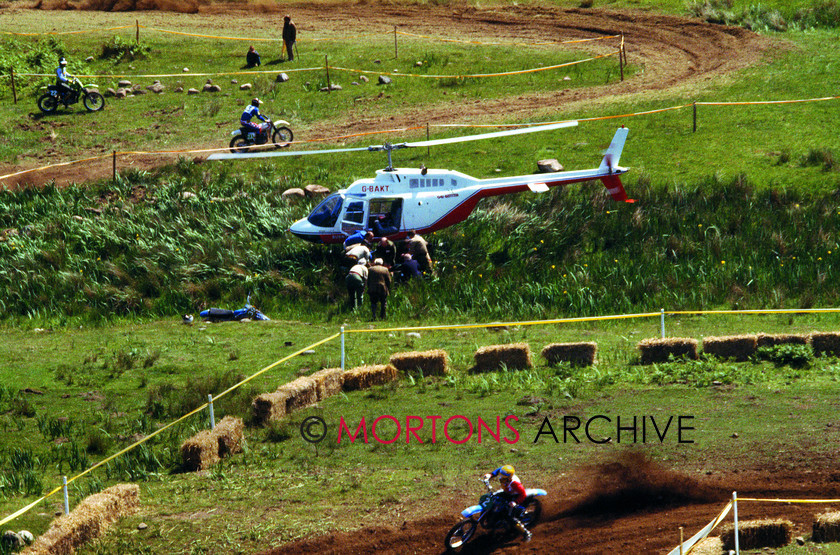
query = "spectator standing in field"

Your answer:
(407, 230), (432, 274)
(282, 15), (297, 61)
(346, 259), (368, 310)
(368, 258), (392, 320)
(372, 237), (397, 268)
(246, 45), (261, 67)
